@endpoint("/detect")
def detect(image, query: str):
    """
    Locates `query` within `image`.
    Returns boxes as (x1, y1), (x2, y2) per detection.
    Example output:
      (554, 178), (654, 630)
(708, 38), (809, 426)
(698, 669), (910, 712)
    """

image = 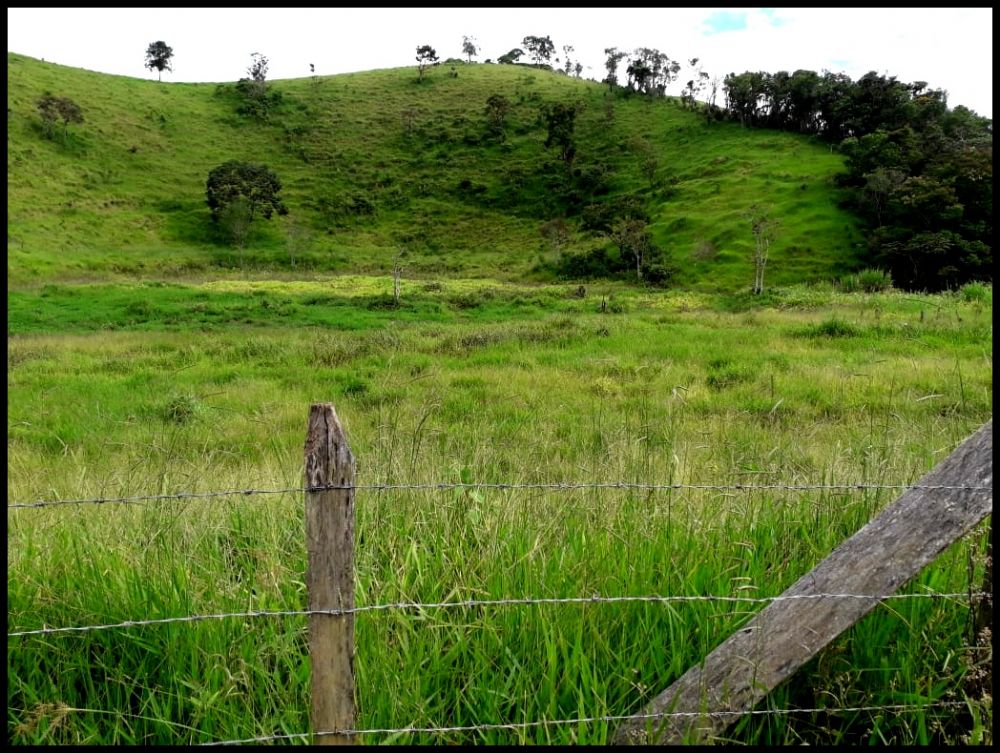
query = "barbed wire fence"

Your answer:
(7, 481), (992, 510)
(7, 409), (992, 745)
